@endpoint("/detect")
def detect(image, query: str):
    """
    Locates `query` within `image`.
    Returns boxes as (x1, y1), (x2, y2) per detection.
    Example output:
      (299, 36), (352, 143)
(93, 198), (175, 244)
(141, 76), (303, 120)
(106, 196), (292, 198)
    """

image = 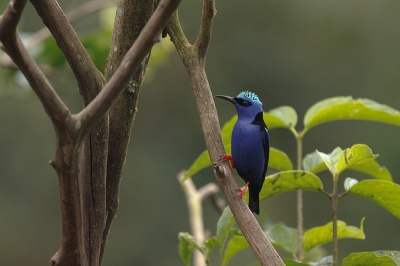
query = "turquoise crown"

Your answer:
(237, 91), (262, 105)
